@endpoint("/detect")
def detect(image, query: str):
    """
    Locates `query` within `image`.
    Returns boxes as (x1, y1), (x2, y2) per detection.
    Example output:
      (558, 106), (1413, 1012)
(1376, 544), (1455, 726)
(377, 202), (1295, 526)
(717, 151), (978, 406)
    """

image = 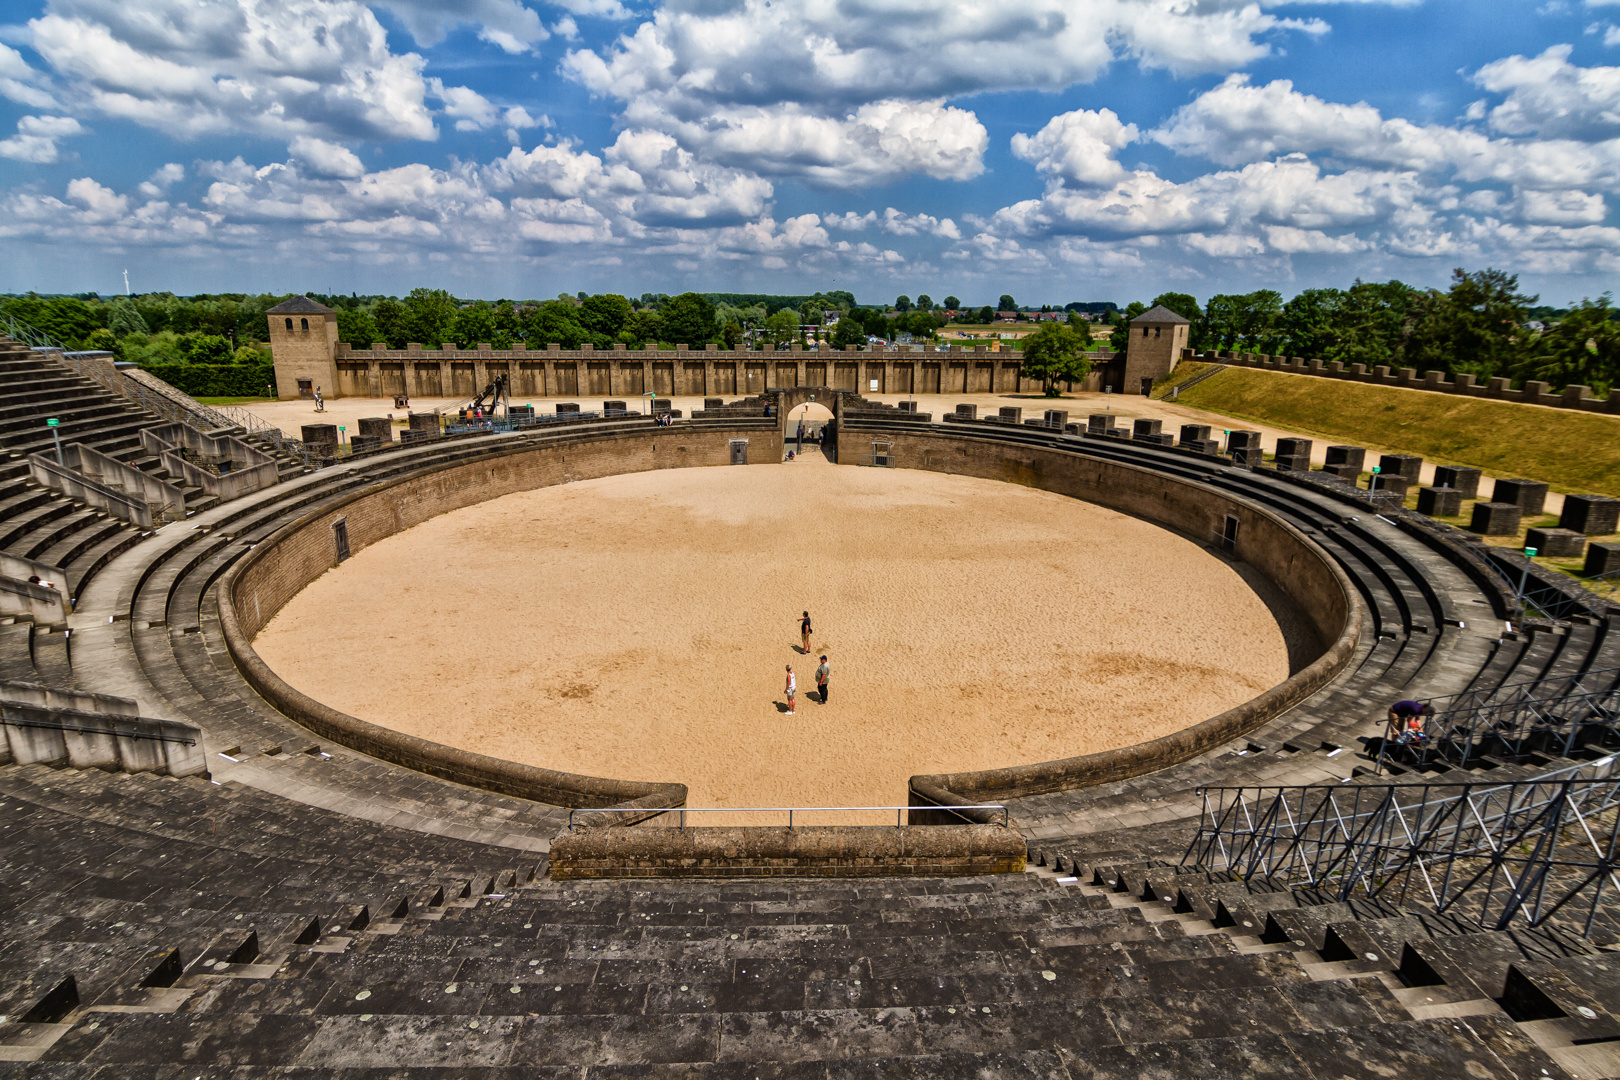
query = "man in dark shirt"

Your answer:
(816, 656), (829, 704)
(800, 611), (812, 654)
(1387, 700), (1434, 744)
